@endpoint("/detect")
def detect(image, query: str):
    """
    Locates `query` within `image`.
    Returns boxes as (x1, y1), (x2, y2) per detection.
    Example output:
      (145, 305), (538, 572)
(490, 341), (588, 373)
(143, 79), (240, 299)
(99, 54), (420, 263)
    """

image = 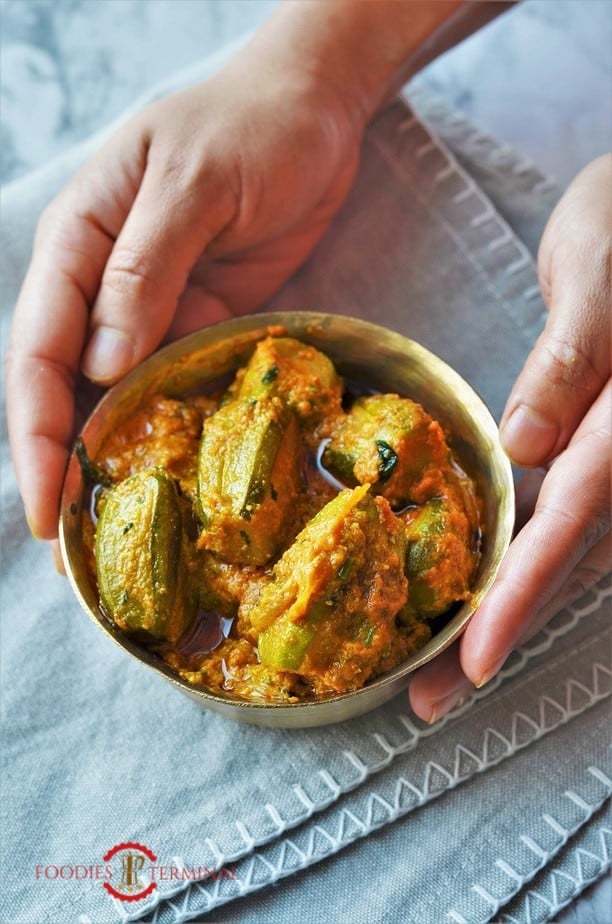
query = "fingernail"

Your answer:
(428, 690), (471, 724)
(476, 655), (507, 689)
(82, 326), (135, 384)
(500, 404), (559, 466)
